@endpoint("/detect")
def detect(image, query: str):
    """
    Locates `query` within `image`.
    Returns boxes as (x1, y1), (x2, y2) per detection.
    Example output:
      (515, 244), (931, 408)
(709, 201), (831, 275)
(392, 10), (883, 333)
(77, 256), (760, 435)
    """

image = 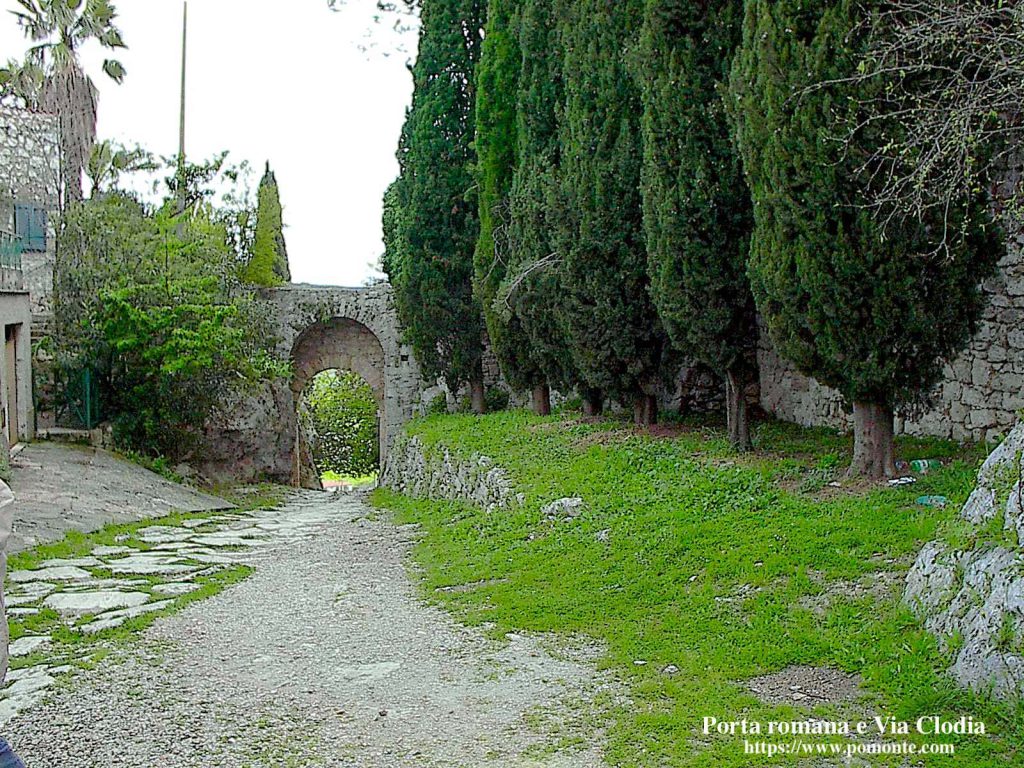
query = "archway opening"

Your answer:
(290, 316), (388, 489)
(299, 369), (380, 488)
